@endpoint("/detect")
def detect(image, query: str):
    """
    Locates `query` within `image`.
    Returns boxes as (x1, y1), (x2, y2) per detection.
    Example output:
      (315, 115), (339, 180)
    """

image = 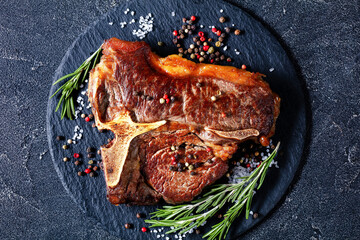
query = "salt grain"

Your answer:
(223, 46), (228, 51)
(171, 11), (176, 17)
(269, 67), (274, 72)
(220, 9), (224, 13)
(108, 22), (114, 25)
(130, 11), (135, 16)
